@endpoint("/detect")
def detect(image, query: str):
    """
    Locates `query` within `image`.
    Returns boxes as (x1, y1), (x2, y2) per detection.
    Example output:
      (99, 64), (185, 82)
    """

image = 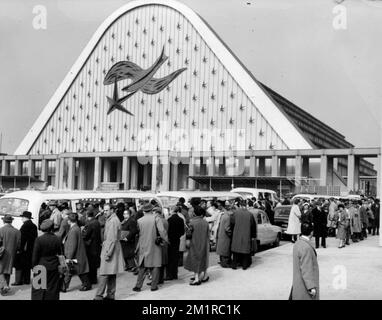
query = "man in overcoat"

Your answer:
(165, 206), (184, 280)
(290, 222), (319, 300)
(216, 201), (232, 268)
(13, 211), (38, 285)
(371, 198), (380, 236)
(82, 211), (102, 285)
(230, 200), (256, 270)
(63, 213), (91, 292)
(312, 202), (327, 249)
(359, 200), (369, 239)
(0, 215), (21, 295)
(94, 204), (124, 300)
(133, 203), (168, 292)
